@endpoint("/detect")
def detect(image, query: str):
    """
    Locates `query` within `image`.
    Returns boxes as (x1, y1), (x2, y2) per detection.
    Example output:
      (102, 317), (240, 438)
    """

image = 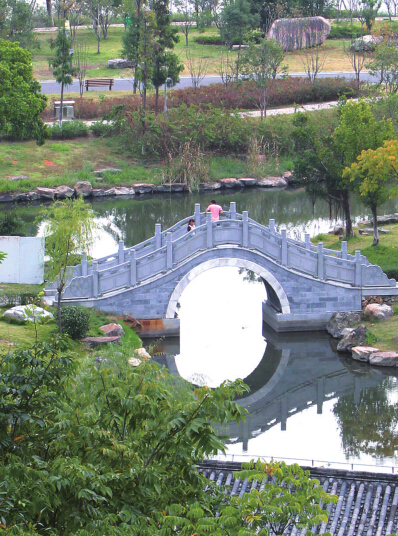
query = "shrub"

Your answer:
(48, 120), (89, 140)
(329, 22), (369, 39)
(90, 121), (114, 137)
(60, 305), (90, 339)
(1, 289), (41, 307)
(0, 211), (27, 236)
